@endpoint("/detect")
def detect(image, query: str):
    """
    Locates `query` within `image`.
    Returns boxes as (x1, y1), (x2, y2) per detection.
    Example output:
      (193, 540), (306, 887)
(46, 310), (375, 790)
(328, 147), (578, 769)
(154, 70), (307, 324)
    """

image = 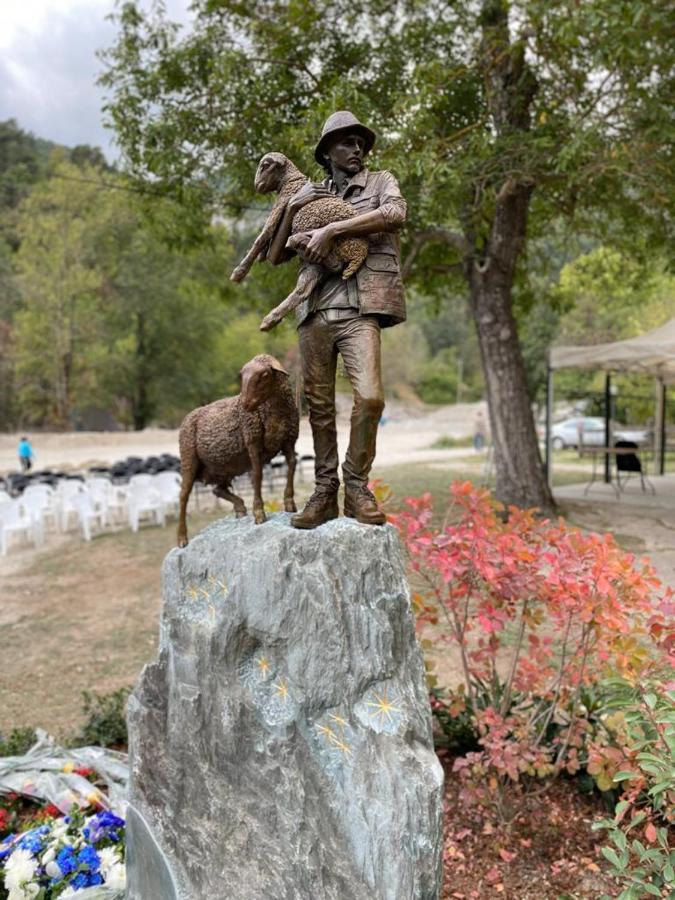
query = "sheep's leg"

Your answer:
(282, 443), (297, 513)
(247, 447), (266, 524)
(231, 203), (286, 282)
(259, 264), (323, 332)
(214, 485), (247, 518)
(177, 456), (199, 547)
